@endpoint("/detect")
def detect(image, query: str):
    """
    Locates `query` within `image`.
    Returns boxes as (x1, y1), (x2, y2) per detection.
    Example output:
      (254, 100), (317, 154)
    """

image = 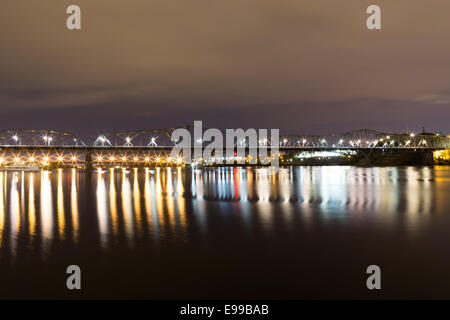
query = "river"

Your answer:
(0, 166), (450, 299)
